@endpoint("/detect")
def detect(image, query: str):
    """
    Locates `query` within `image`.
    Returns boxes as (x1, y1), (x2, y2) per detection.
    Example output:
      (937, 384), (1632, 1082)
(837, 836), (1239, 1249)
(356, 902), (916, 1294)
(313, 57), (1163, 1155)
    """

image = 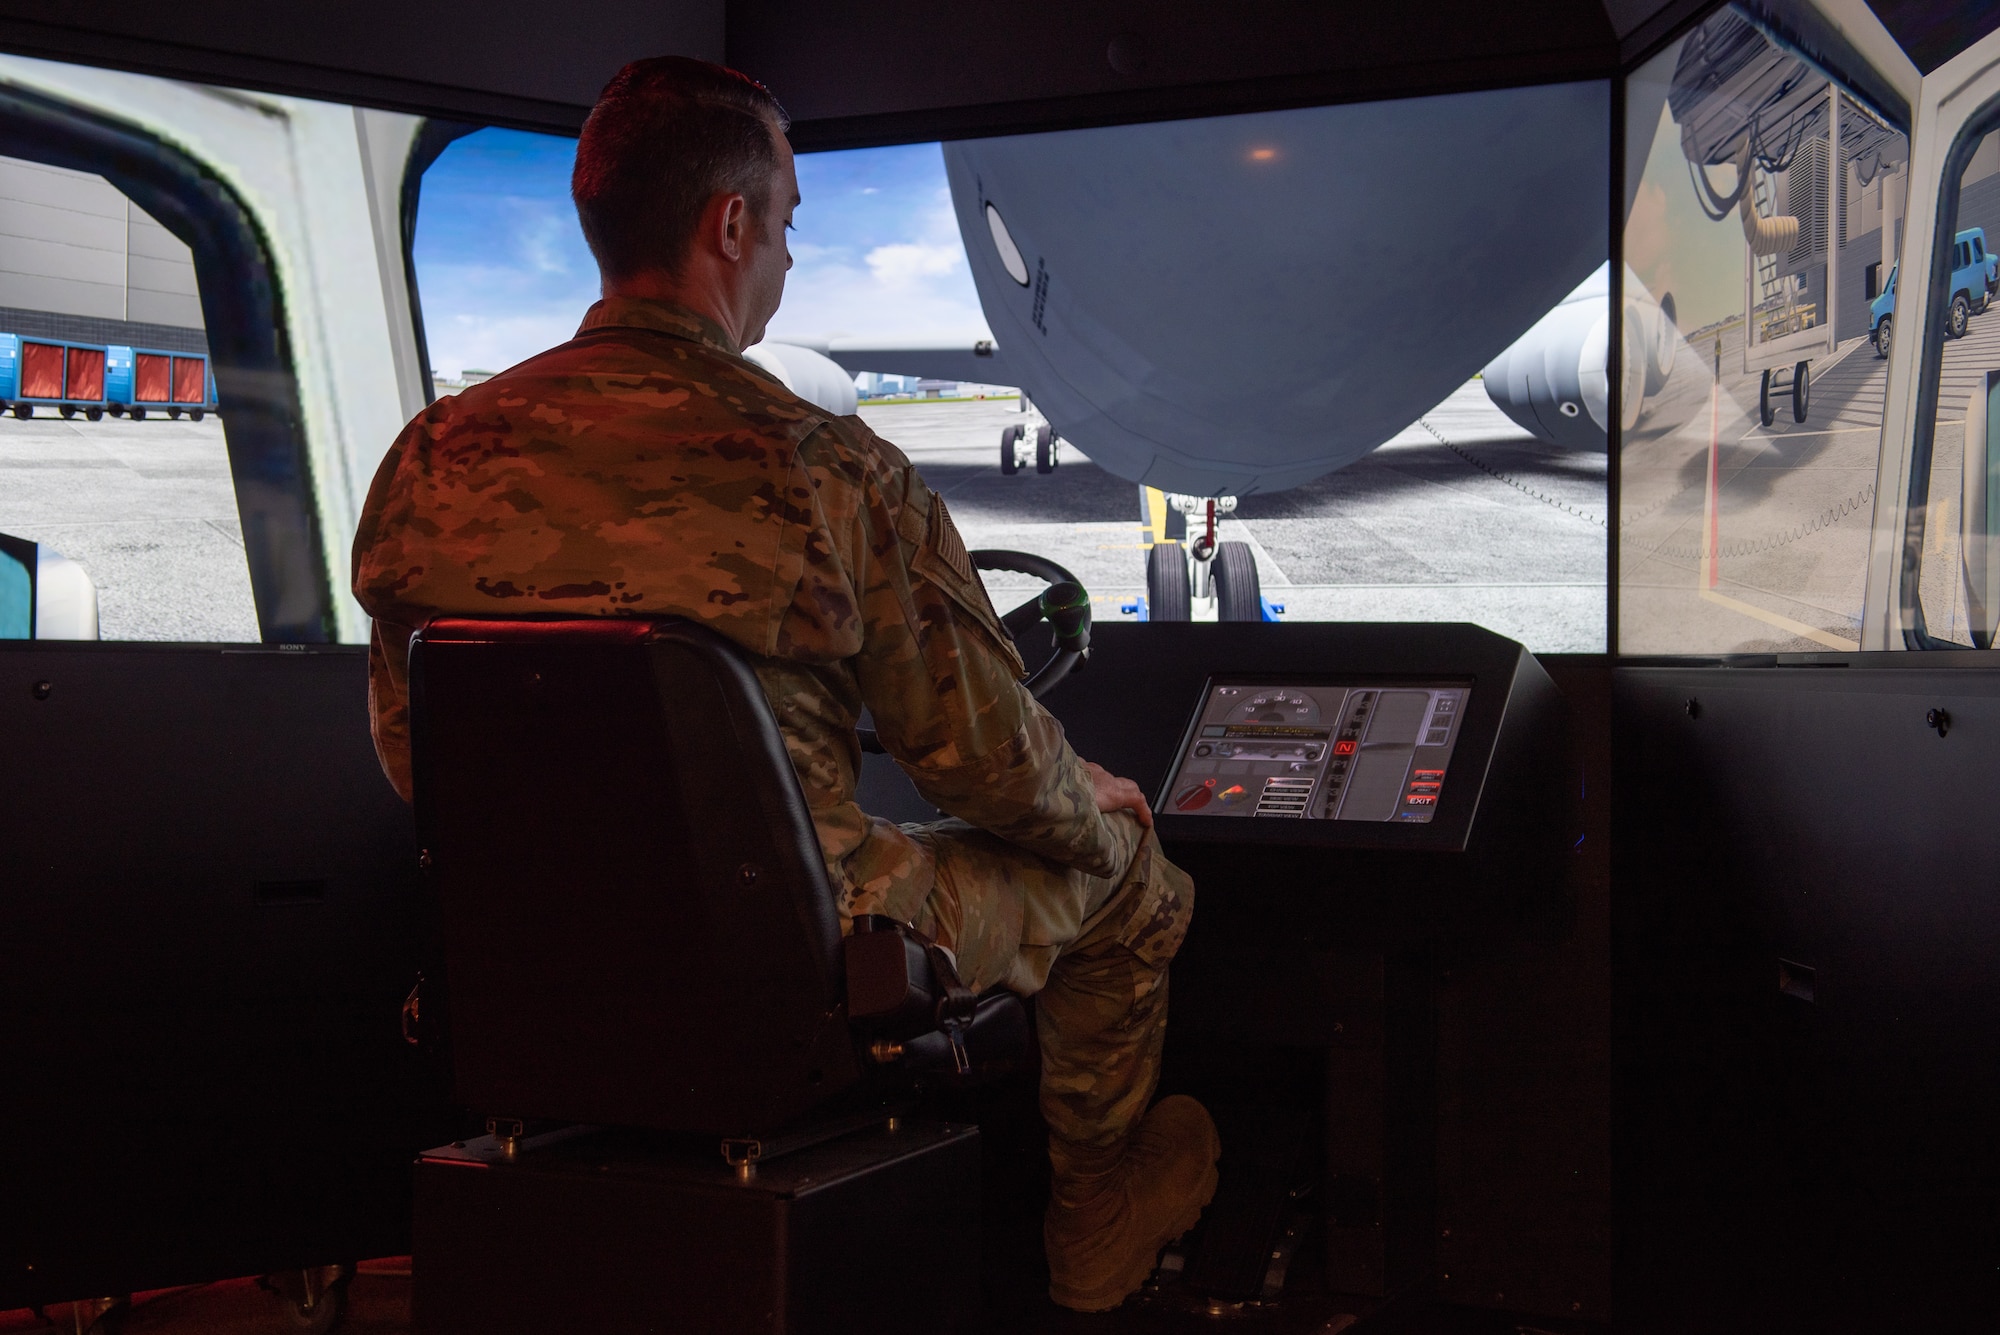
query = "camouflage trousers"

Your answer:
(906, 812), (1195, 1152)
